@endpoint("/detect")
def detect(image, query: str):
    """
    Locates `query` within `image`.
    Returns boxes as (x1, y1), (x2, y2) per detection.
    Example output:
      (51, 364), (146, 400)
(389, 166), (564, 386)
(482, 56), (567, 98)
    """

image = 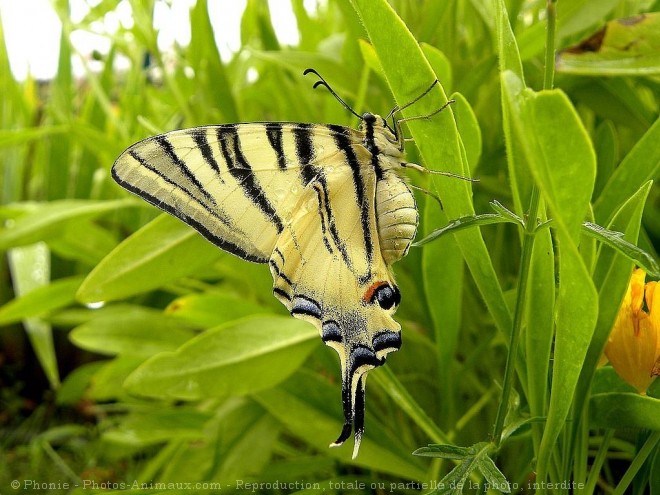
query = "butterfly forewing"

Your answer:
(112, 123), (366, 262)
